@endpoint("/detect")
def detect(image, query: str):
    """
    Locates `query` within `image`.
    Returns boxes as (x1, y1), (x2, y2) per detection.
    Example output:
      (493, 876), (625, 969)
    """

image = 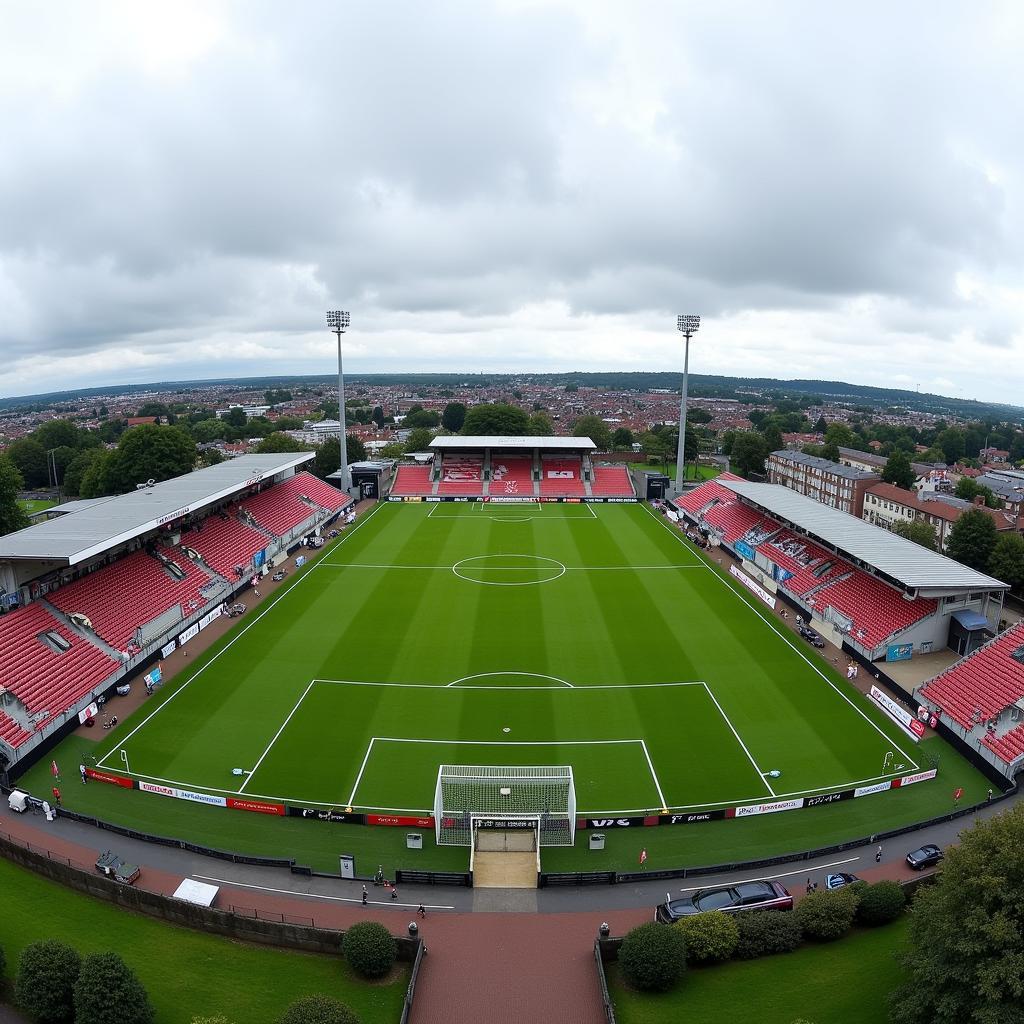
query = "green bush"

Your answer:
(15, 939), (82, 1024)
(617, 922), (687, 992)
(341, 921), (397, 980)
(73, 952), (154, 1024)
(794, 889), (859, 942)
(278, 994), (360, 1024)
(734, 912), (803, 959)
(855, 880), (906, 926)
(674, 911), (739, 963)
